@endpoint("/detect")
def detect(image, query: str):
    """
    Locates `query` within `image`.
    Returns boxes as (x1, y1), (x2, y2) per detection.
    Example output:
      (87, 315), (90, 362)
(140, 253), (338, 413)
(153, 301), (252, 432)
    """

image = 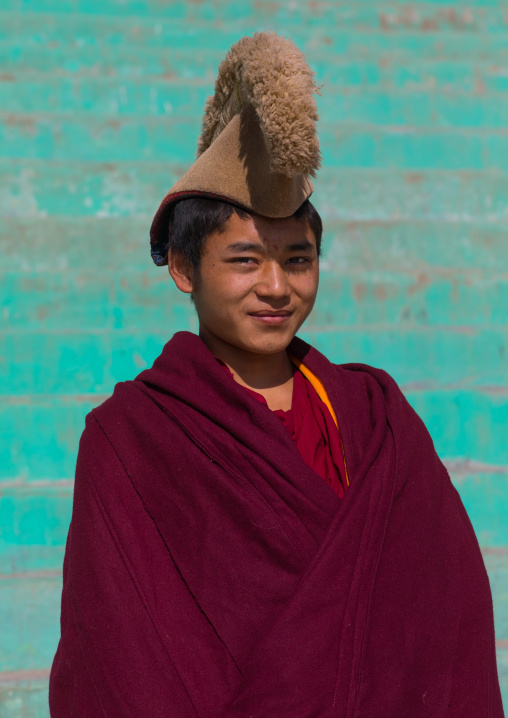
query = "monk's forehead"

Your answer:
(251, 215), (313, 243)
(214, 213), (315, 251)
